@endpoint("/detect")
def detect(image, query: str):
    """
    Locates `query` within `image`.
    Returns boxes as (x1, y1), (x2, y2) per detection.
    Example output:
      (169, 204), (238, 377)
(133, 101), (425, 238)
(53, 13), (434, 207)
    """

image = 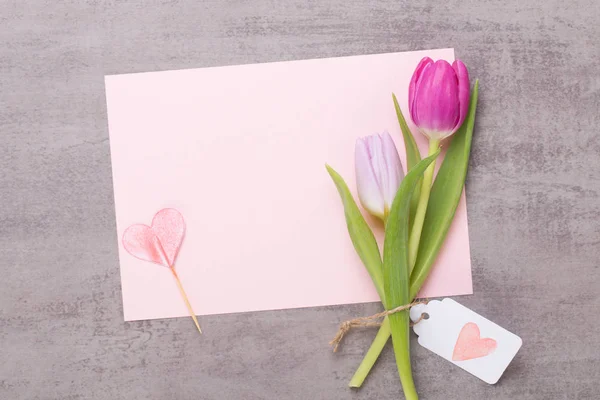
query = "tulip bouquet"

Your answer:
(326, 57), (479, 399)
